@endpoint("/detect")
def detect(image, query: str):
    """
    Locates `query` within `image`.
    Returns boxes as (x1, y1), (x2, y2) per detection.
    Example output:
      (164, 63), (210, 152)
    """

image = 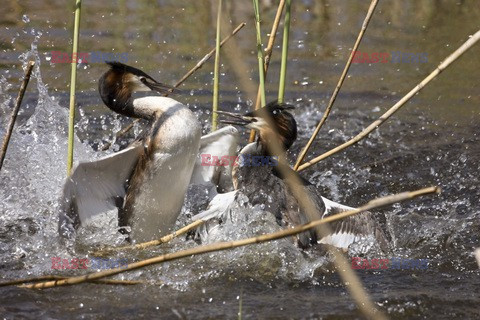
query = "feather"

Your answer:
(318, 197), (389, 251)
(58, 142), (142, 238)
(190, 126), (239, 191)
